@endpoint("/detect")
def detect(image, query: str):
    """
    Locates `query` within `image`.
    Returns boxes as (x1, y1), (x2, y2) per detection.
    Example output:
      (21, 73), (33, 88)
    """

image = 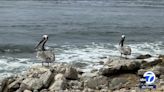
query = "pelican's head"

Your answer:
(119, 35), (125, 47)
(43, 35), (48, 39)
(121, 35), (125, 38)
(35, 35), (48, 50)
